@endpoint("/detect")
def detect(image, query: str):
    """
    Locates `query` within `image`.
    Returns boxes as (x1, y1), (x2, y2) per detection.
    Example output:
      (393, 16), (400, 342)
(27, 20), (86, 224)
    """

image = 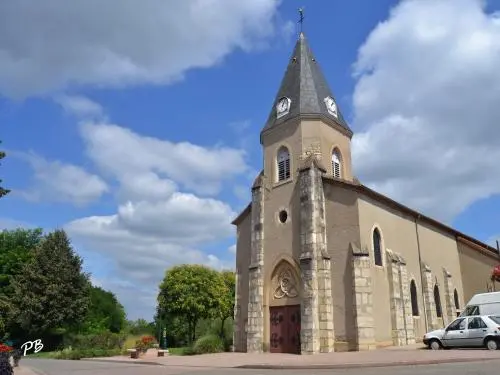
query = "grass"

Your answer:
(167, 347), (195, 356)
(27, 348), (122, 360)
